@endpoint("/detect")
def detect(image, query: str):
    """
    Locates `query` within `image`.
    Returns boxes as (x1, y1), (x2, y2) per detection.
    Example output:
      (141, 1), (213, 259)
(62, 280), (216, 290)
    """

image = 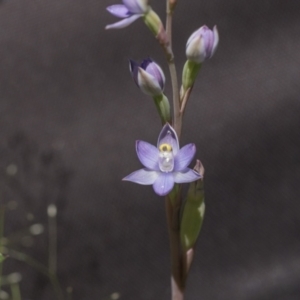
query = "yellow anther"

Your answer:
(159, 143), (172, 152)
